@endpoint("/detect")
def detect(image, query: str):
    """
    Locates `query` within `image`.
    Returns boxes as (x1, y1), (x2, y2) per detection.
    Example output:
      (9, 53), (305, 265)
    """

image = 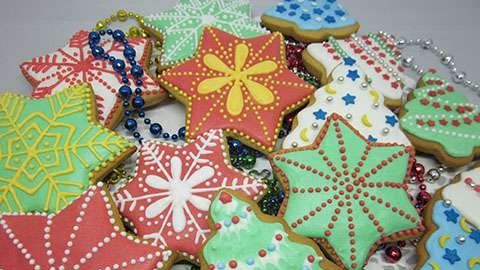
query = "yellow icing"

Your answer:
(325, 84), (337, 94)
(300, 128), (309, 142)
(438, 233), (450, 248)
(361, 114), (373, 127)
